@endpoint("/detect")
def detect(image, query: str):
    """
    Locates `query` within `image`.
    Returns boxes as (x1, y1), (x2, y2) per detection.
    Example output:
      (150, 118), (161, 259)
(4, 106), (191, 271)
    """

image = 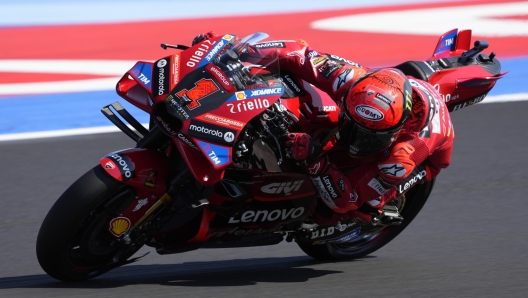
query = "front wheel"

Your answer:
(297, 178), (435, 260)
(36, 166), (142, 281)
